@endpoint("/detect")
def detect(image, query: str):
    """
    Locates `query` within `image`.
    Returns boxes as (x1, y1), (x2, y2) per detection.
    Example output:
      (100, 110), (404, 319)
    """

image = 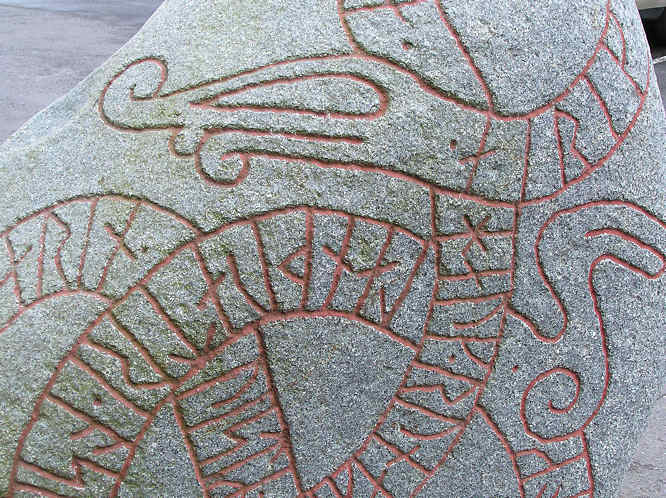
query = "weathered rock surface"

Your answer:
(0, 1), (664, 496)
